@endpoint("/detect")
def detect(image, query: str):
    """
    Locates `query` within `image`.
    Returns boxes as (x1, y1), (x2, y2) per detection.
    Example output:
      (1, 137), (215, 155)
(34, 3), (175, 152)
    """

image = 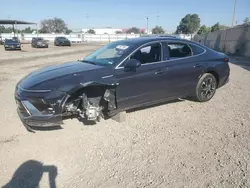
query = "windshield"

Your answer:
(5, 39), (17, 43)
(58, 37), (67, 40)
(83, 41), (132, 66)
